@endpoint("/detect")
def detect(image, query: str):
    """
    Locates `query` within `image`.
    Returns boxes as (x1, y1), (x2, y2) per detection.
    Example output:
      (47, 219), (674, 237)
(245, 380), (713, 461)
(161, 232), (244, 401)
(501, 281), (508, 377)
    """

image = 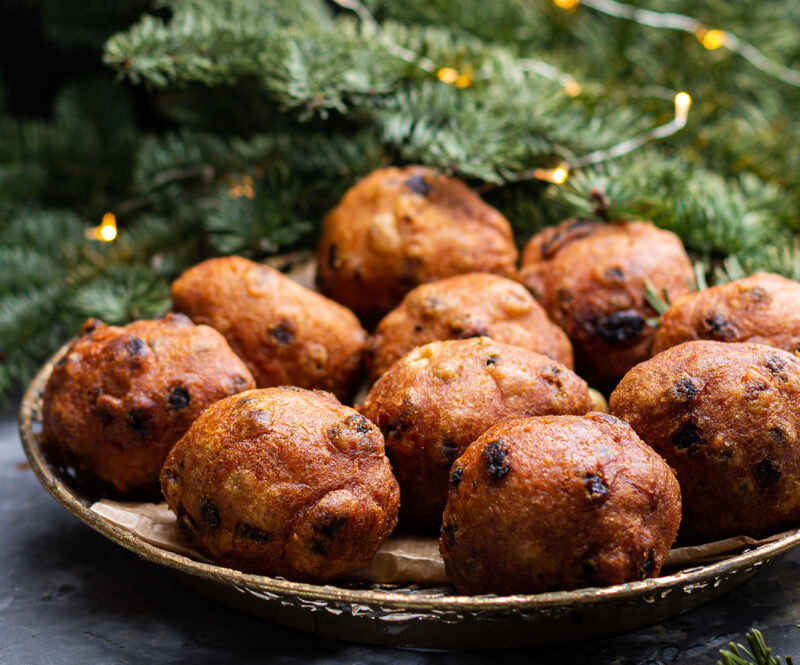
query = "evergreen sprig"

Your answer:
(2, 0), (800, 401)
(718, 629), (794, 665)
